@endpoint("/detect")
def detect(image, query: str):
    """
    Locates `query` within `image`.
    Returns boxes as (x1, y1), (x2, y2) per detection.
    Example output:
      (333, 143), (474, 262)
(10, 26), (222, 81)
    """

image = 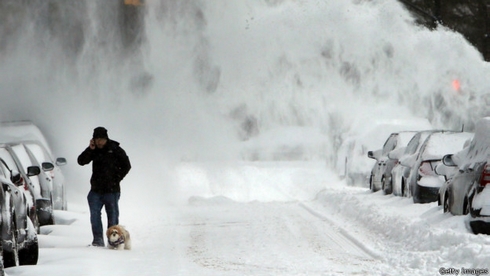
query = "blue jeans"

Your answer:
(87, 191), (120, 244)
